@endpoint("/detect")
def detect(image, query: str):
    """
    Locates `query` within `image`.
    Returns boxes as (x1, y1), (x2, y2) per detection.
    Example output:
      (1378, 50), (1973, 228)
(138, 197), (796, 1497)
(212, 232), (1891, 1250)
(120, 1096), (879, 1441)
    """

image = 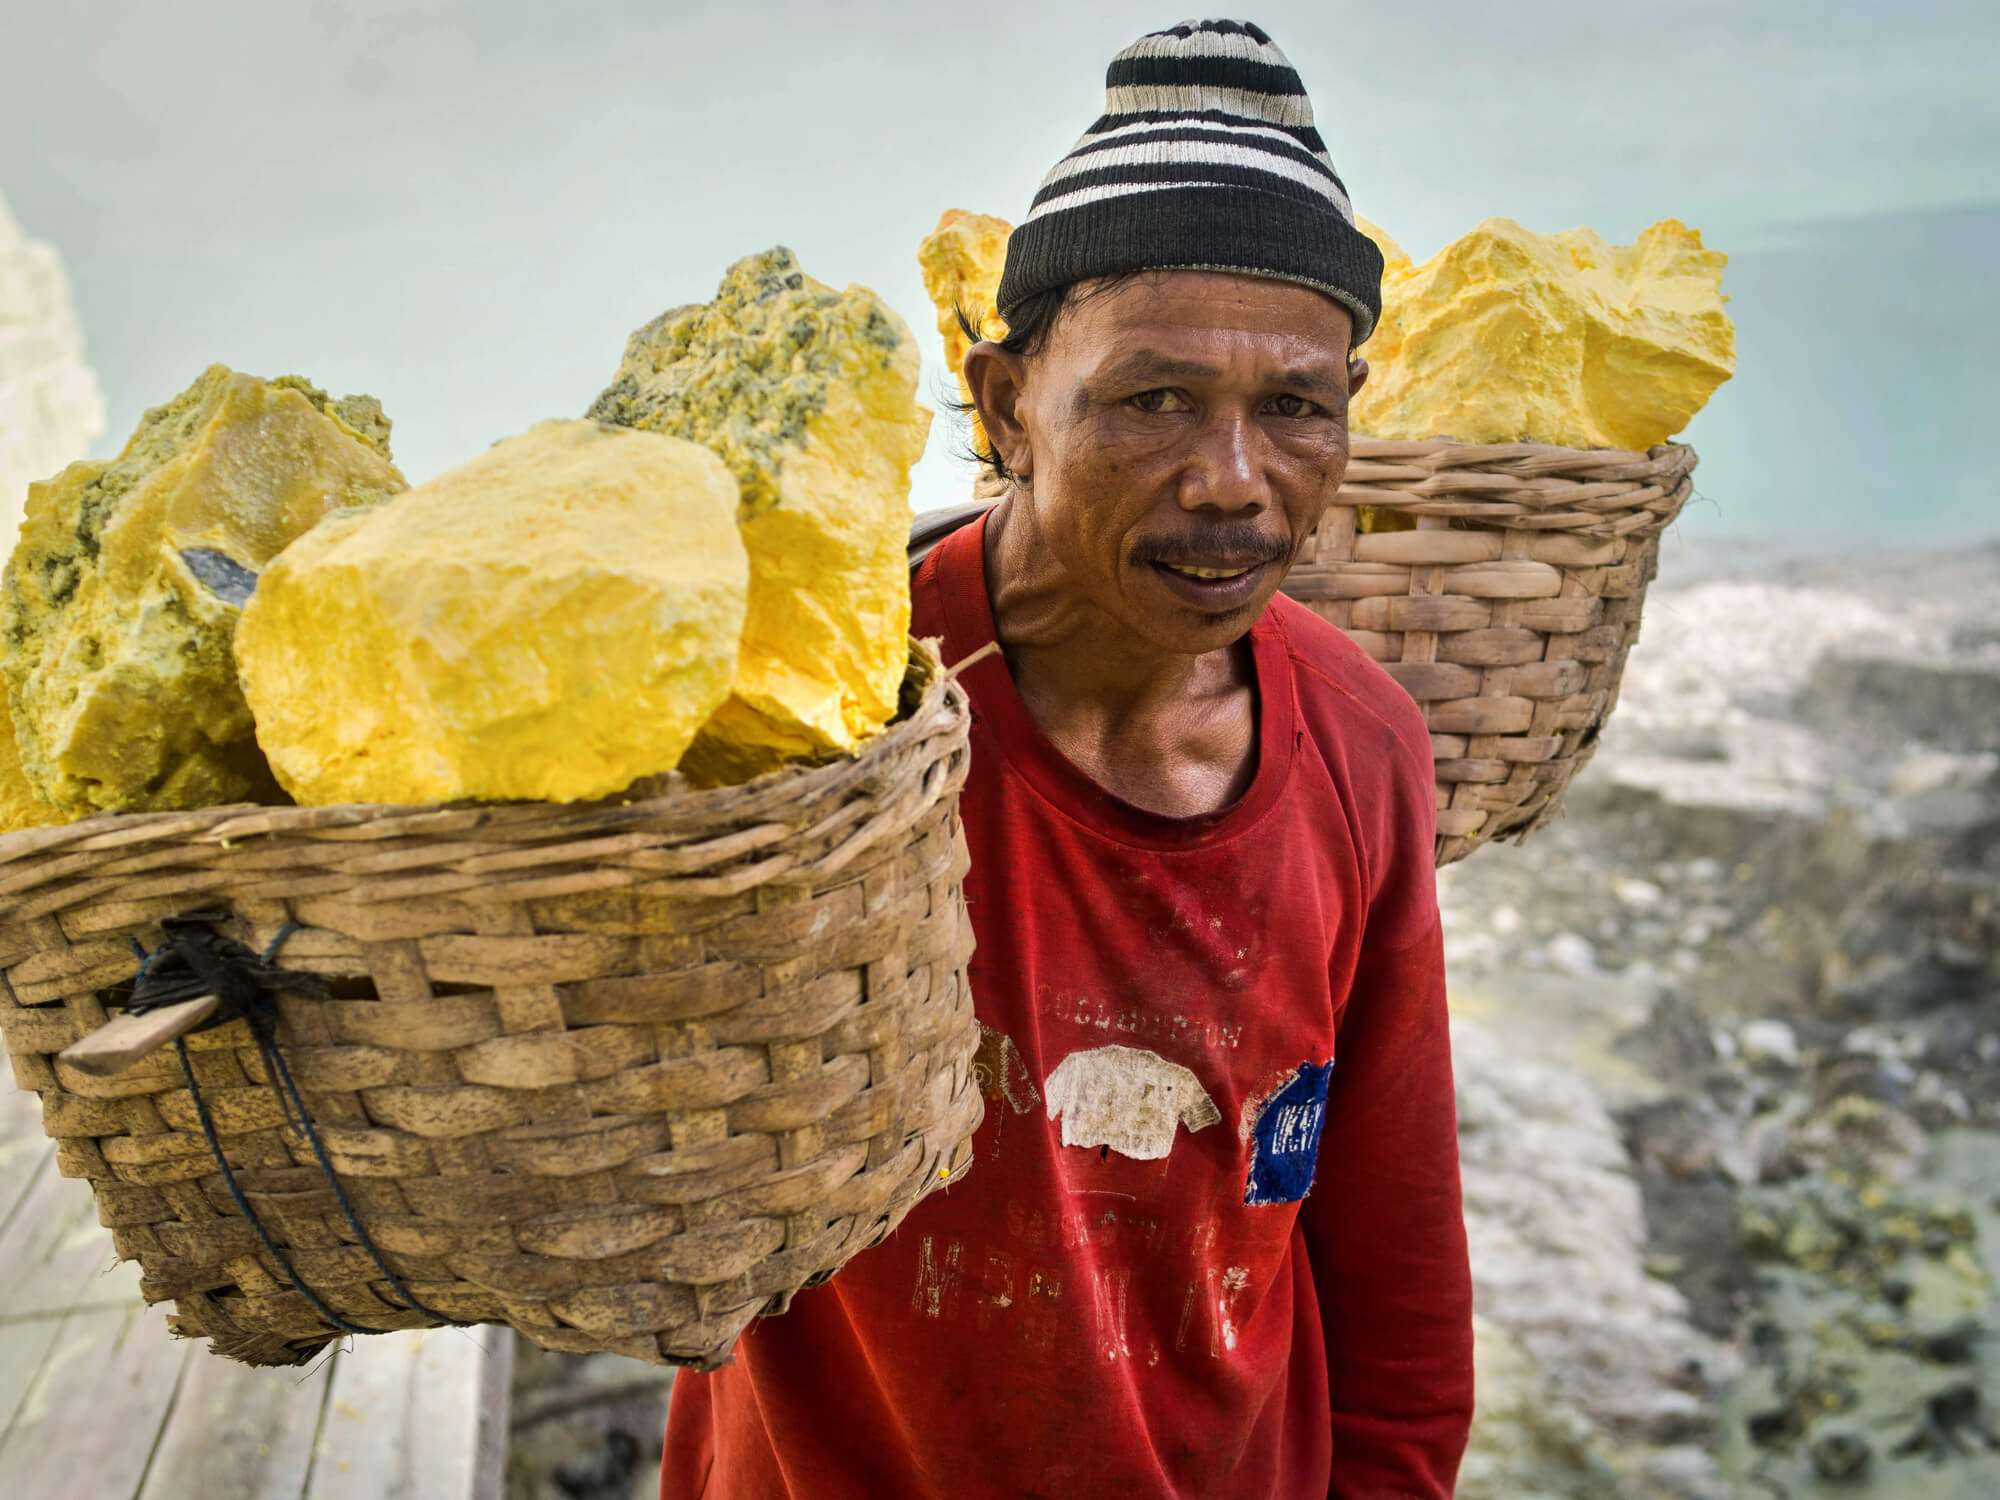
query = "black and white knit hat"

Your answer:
(996, 18), (1383, 345)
